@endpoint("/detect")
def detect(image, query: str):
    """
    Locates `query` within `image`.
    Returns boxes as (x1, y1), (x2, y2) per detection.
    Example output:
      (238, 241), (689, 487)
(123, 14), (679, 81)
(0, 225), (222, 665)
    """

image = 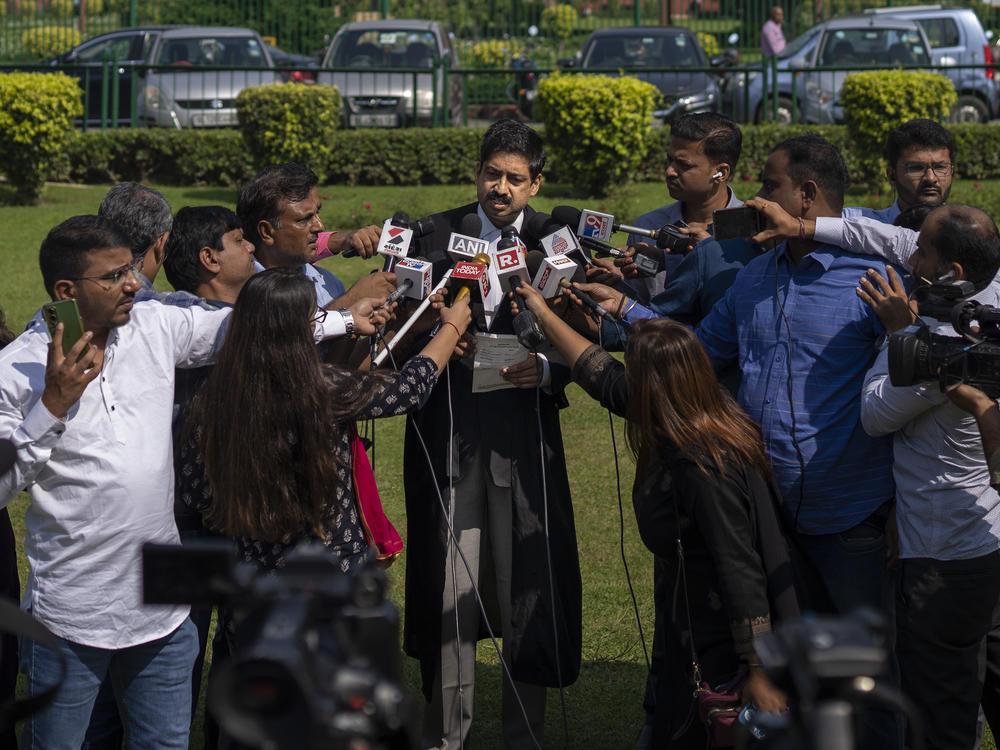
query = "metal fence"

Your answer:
(22, 56), (996, 131)
(4, 1), (1000, 63)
